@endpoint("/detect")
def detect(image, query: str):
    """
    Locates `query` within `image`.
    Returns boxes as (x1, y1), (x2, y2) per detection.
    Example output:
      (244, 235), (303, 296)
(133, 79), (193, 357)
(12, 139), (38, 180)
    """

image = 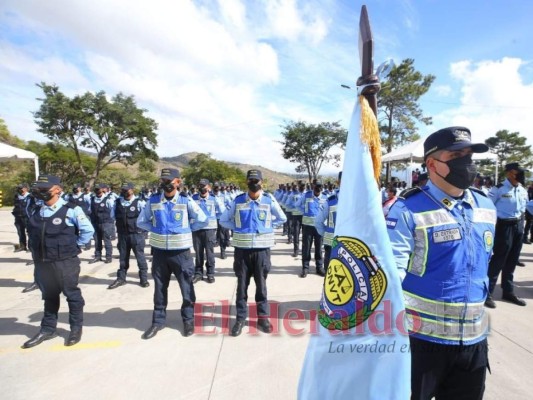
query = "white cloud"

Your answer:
(433, 85), (452, 97)
(433, 57), (533, 146)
